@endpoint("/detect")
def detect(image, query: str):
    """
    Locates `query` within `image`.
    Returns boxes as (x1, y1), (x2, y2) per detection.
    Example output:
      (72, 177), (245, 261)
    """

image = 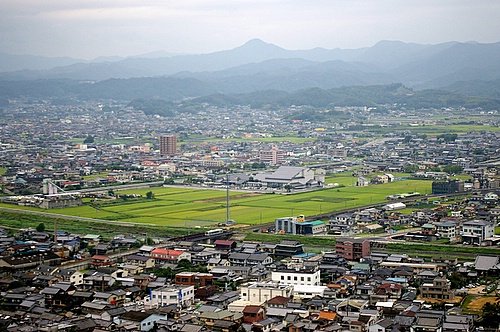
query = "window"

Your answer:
(301, 277), (304, 281)
(307, 277), (311, 282)
(281, 276), (284, 280)
(287, 276), (291, 280)
(294, 276), (297, 281)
